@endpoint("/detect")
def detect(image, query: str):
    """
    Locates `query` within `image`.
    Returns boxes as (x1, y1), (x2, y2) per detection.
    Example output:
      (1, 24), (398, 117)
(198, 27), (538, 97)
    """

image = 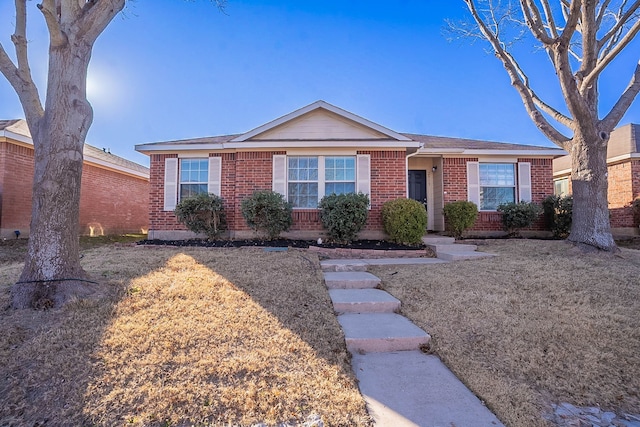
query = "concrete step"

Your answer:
(320, 259), (368, 272)
(422, 235), (455, 245)
(323, 271), (380, 289)
(329, 289), (401, 314)
(436, 250), (497, 261)
(427, 243), (478, 253)
(338, 313), (430, 353)
(352, 351), (505, 426)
